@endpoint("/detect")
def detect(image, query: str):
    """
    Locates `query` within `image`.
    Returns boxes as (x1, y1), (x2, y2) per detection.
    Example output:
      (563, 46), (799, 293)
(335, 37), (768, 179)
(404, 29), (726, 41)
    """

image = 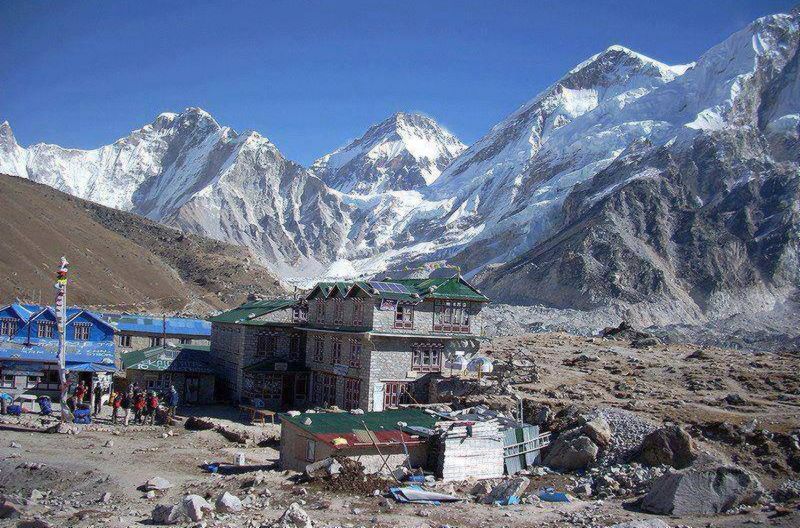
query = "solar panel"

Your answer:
(368, 281), (411, 294)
